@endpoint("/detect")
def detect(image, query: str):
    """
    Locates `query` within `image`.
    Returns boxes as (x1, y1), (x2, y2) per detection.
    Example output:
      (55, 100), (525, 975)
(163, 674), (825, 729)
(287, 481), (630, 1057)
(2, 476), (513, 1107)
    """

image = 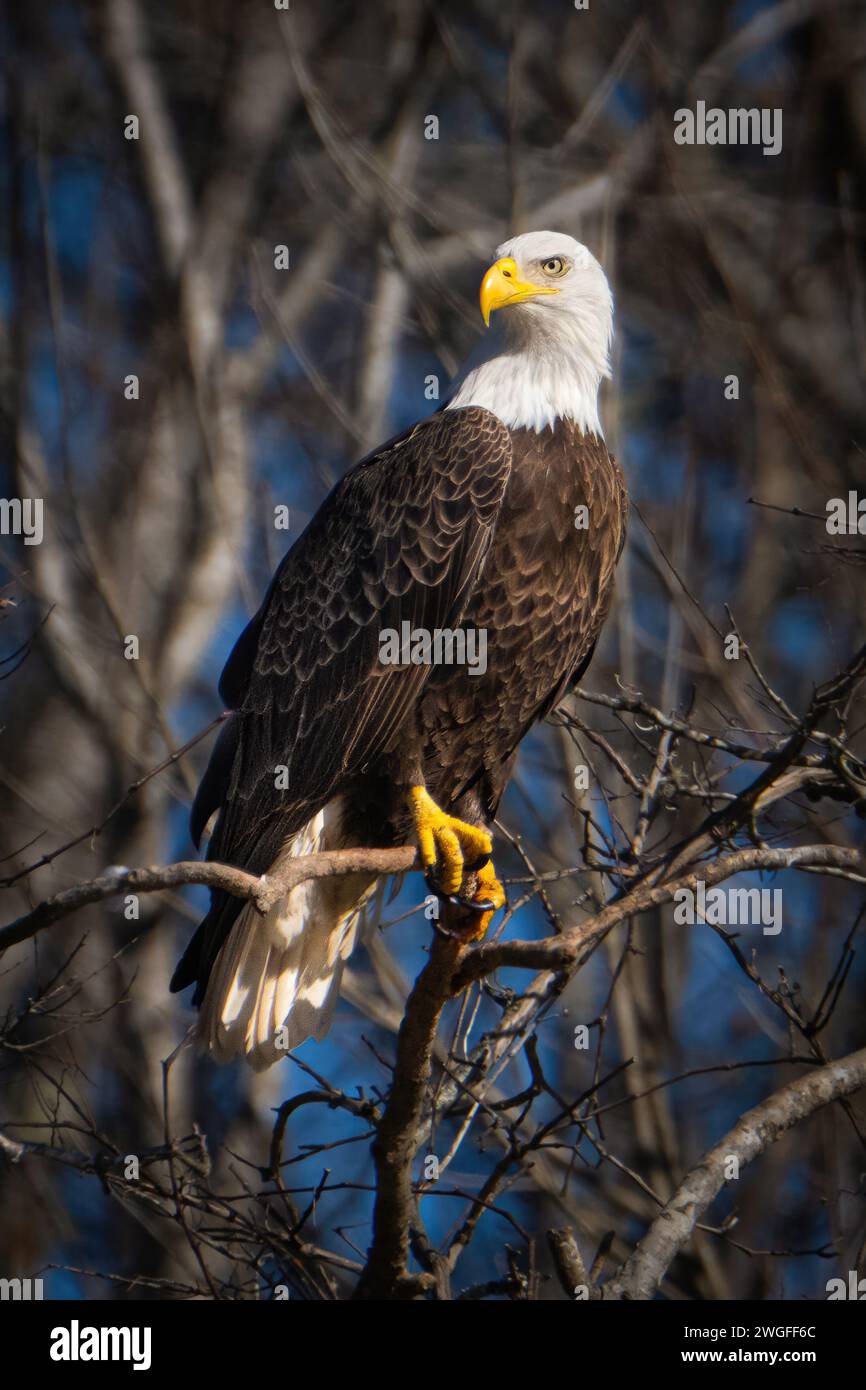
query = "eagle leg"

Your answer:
(409, 785), (492, 896)
(462, 859), (506, 940)
(435, 860), (506, 941)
